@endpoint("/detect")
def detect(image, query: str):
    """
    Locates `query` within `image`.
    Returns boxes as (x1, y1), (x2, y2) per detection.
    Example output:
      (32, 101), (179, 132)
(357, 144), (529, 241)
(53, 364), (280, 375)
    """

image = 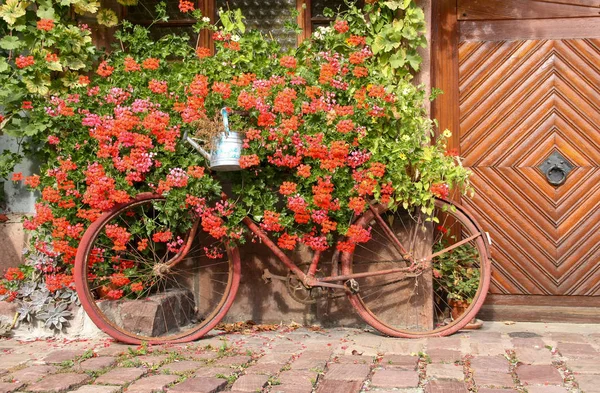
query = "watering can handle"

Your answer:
(221, 107), (230, 135)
